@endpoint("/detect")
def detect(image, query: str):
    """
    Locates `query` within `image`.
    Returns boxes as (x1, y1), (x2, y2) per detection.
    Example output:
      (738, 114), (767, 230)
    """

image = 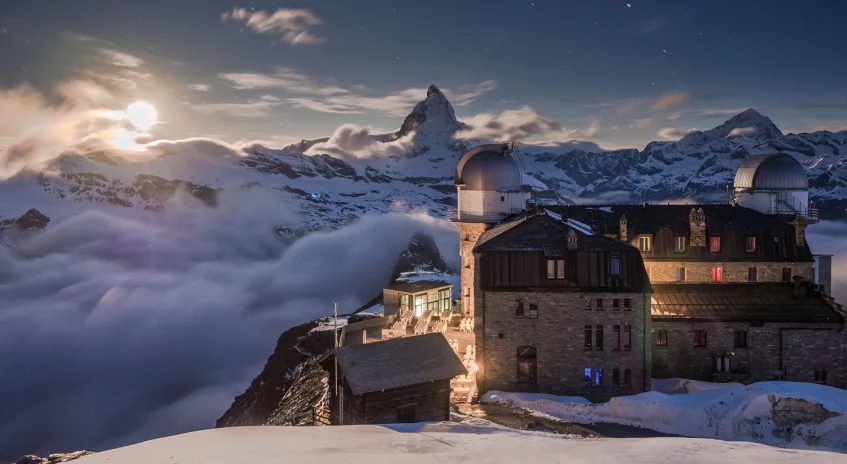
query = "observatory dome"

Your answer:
(455, 144), (522, 191)
(734, 153), (808, 191)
